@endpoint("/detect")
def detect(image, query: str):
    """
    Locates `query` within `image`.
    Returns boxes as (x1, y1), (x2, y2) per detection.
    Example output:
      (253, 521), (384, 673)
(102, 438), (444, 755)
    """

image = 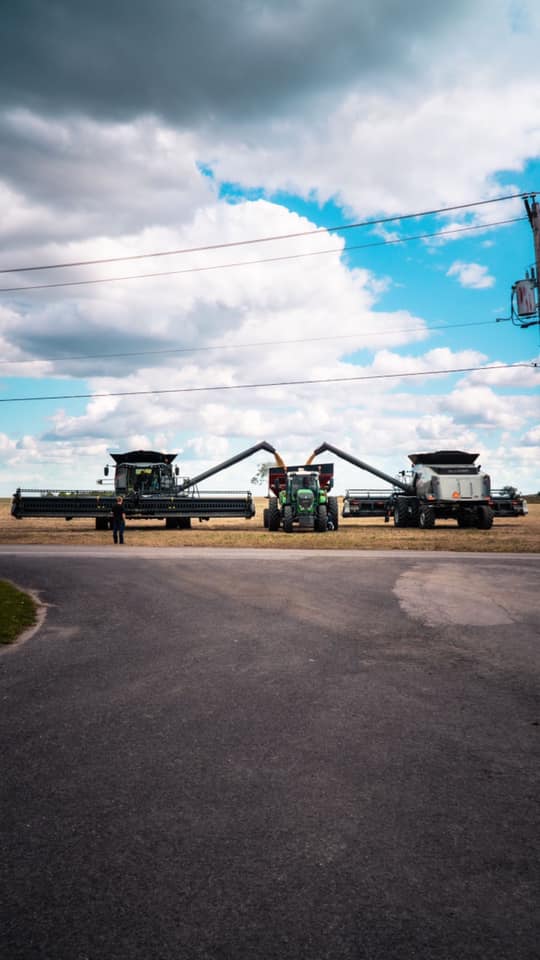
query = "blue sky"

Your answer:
(0, 1), (538, 496)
